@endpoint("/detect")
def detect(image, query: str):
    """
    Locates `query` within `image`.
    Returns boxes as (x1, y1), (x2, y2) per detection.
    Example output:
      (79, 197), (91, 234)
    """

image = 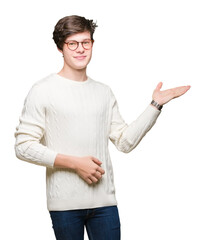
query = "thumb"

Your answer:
(155, 82), (163, 91)
(92, 157), (102, 165)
